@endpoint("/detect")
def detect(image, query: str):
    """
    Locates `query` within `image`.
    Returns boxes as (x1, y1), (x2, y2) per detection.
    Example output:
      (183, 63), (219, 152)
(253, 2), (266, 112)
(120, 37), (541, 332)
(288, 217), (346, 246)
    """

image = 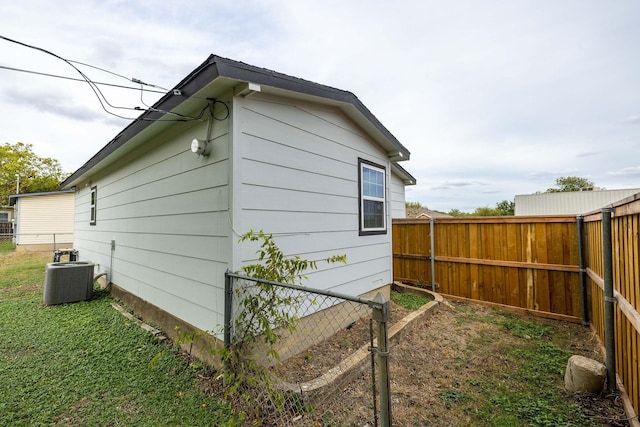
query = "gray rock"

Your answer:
(564, 355), (606, 394)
